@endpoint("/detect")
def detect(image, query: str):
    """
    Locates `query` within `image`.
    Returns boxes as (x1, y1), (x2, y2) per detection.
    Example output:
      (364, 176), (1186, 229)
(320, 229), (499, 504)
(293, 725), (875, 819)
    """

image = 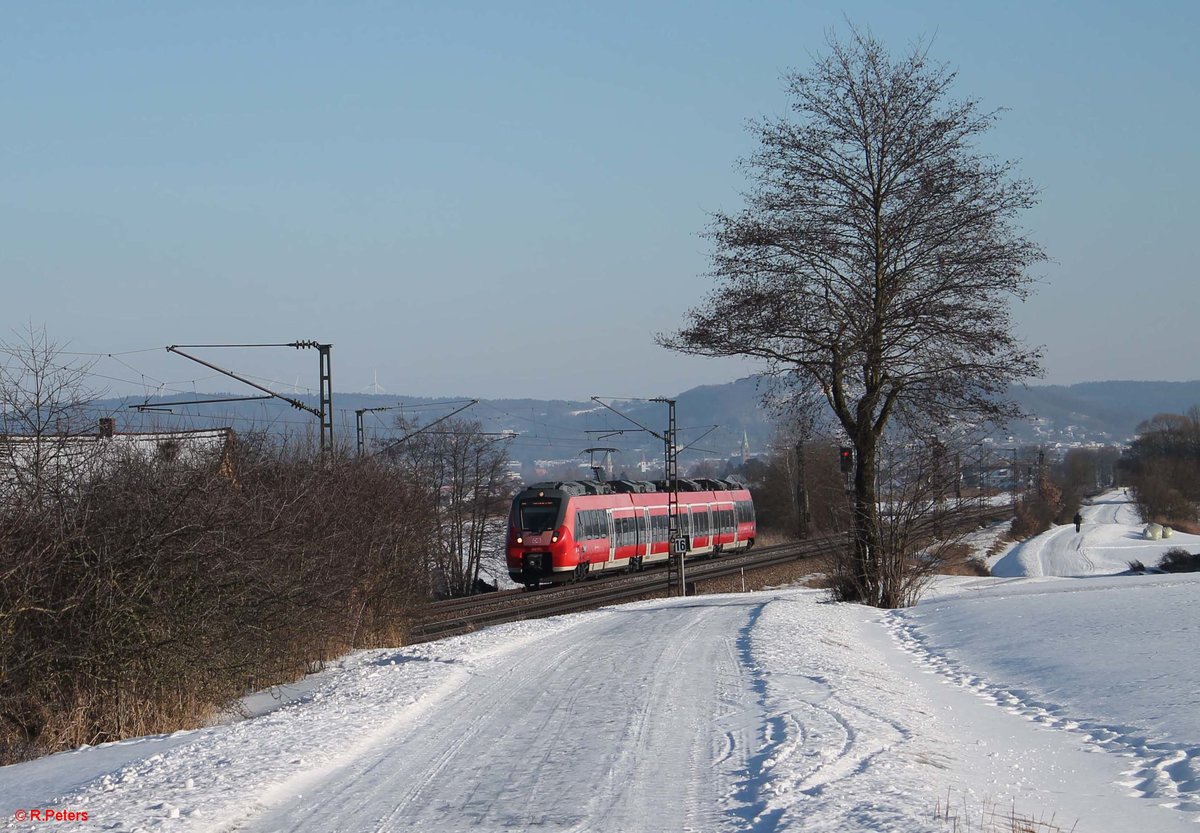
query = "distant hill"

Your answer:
(1007, 381), (1200, 440)
(92, 378), (1200, 475)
